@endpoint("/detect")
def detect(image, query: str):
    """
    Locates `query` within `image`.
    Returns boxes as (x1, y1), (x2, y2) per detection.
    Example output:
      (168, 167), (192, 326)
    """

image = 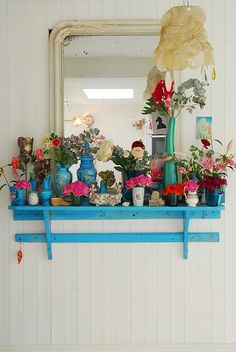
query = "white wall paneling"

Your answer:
(0, 0), (236, 351)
